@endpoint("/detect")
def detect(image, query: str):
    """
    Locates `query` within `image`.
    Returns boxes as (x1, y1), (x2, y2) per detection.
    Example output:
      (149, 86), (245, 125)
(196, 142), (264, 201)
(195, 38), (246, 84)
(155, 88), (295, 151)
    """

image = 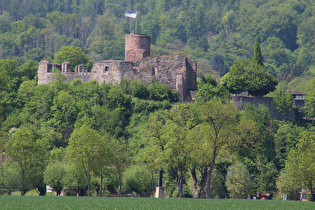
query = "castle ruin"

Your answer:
(38, 33), (197, 101)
